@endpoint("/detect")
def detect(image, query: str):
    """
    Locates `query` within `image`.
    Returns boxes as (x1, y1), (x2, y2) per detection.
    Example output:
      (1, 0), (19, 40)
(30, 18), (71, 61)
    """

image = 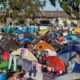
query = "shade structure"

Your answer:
(44, 56), (66, 72)
(38, 29), (48, 36)
(55, 73), (80, 80)
(33, 41), (55, 51)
